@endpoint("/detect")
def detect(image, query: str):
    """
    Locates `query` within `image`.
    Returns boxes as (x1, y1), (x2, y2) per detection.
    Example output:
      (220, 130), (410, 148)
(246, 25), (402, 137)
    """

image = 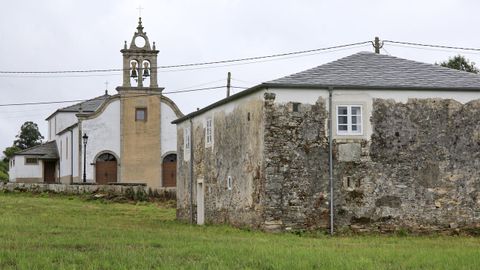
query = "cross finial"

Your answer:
(104, 81), (109, 95)
(137, 5), (144, 17)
